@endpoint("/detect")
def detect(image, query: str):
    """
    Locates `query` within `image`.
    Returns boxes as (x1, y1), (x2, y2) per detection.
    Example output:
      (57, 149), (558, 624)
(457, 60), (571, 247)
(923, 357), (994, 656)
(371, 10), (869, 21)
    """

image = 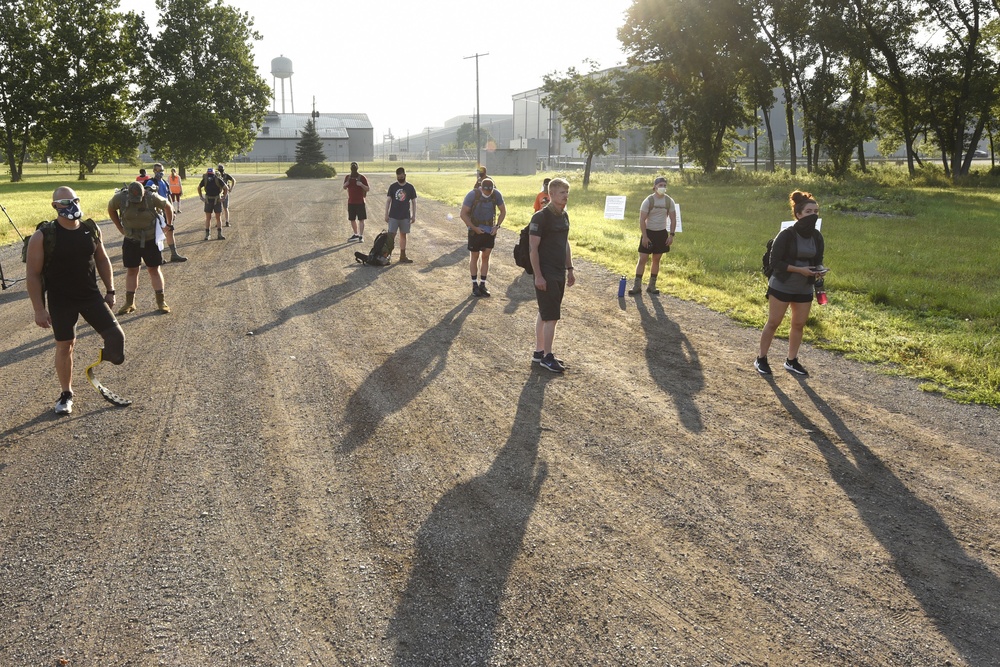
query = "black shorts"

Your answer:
(348, 203), (367, 221)
(121, 237), (164, 268)
(638, 229), (670, 255)
(467, 228), (496, 252)
(49, 295), (118, 342)
(204, 197), (222, 214)
(535, 278), (566, 321)
(767, 286), (813, 303)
